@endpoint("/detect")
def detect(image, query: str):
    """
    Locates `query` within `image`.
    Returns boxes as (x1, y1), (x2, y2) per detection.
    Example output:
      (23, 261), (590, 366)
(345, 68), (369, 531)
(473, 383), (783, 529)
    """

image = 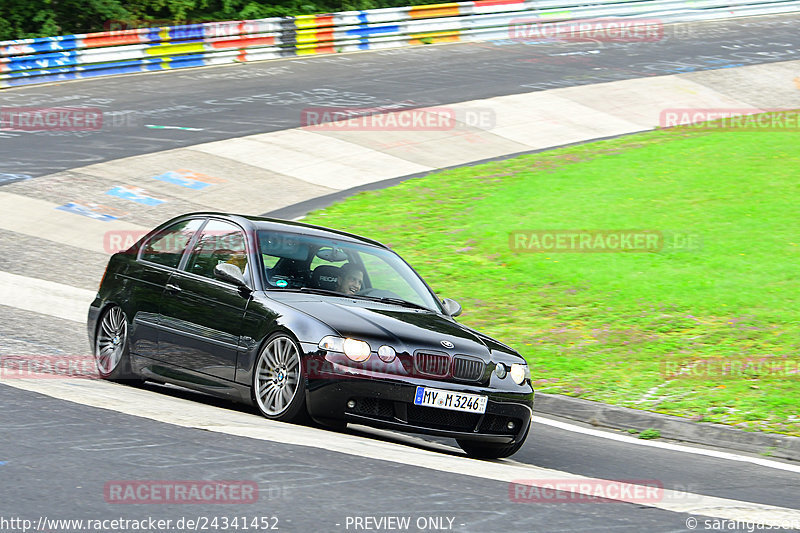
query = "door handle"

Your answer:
(165, 283), (182, 294)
